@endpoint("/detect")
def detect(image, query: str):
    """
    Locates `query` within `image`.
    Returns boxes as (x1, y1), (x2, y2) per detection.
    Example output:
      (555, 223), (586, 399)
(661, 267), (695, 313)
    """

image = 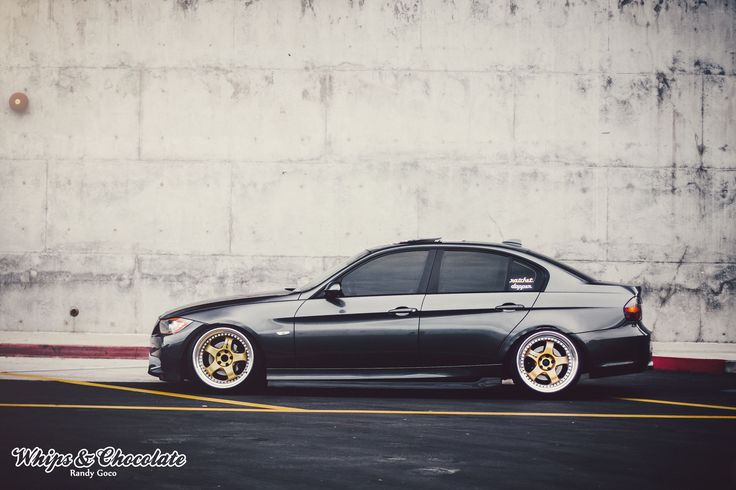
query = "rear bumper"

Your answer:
(575, 322), (651, 378)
